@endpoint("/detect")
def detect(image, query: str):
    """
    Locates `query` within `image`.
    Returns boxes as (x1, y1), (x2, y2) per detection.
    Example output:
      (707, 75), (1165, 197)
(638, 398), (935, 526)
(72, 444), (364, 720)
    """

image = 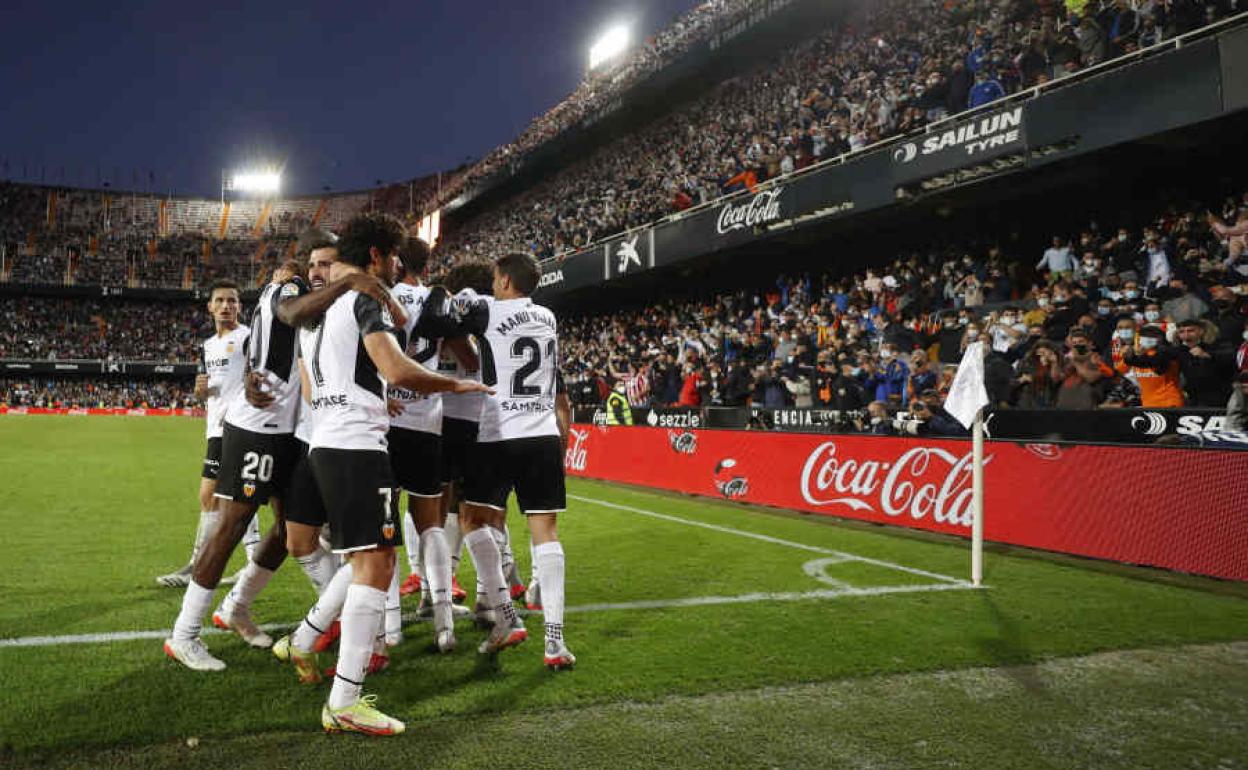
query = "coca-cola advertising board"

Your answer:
(564, 426), (1248, 581)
